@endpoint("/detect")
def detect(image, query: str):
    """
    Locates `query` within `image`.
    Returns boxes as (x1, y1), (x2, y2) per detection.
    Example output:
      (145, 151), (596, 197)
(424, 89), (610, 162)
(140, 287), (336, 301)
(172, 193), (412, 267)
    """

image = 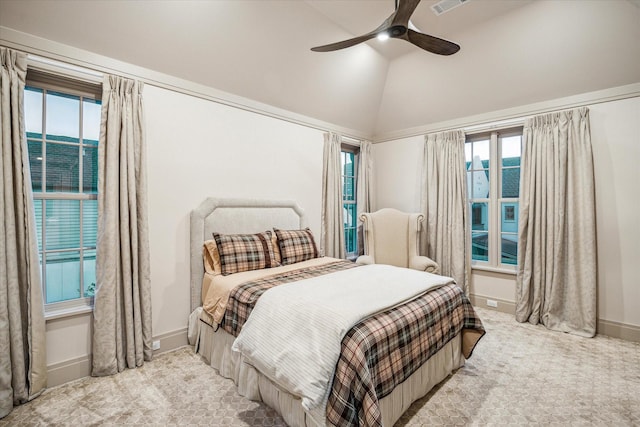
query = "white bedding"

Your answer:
(231, 264), (454, 412)
(202, 257), (340, 324)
